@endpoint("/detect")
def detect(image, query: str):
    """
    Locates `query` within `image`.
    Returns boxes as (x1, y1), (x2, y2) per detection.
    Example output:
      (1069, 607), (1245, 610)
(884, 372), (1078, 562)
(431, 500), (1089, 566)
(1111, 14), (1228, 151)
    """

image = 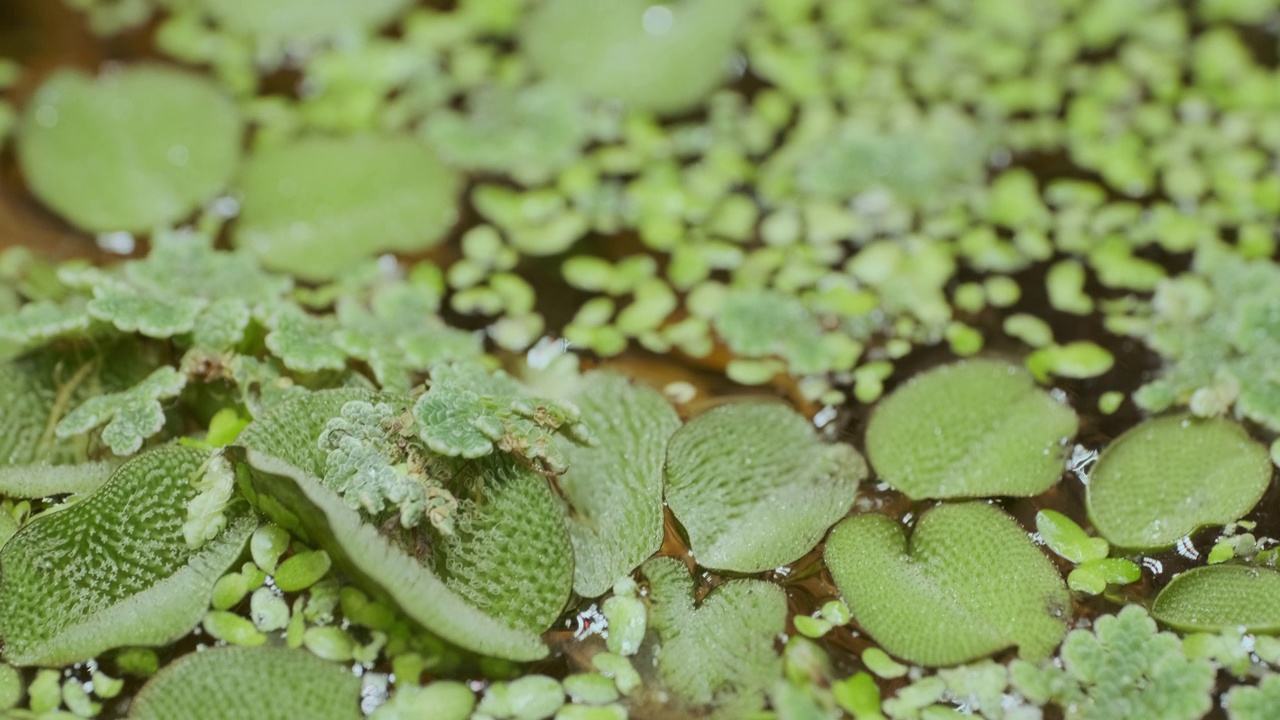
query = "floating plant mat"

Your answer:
(5, 0), (1280, 718)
